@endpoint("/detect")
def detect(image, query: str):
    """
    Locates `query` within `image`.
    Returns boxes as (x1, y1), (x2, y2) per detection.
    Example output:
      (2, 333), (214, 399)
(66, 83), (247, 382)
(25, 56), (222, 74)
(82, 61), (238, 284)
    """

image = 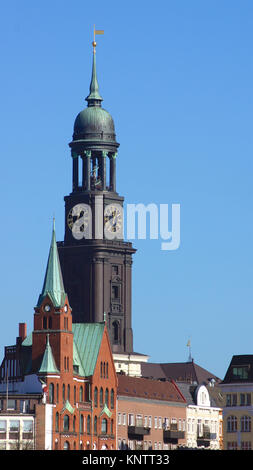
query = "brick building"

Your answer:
(117, 374), (187, 450)
(0, 223), (117, 450)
